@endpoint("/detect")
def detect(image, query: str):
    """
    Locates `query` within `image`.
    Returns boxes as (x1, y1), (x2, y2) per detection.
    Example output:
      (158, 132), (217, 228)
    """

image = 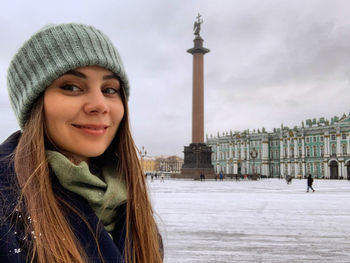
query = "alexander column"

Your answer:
(181, 14), (215, 179)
